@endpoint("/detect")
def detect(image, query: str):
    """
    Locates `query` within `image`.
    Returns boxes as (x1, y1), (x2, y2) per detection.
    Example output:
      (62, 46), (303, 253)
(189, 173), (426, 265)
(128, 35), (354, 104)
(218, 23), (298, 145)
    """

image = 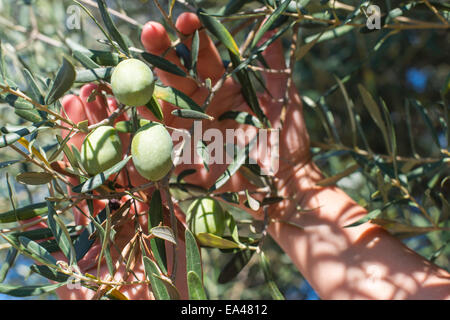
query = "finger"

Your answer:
(175, 12), (225, 83)
(258, 31), (289, 100)
(141, 21), (198, 95)
(79, 83), (110, 125)
(61, 94), (87, 149)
